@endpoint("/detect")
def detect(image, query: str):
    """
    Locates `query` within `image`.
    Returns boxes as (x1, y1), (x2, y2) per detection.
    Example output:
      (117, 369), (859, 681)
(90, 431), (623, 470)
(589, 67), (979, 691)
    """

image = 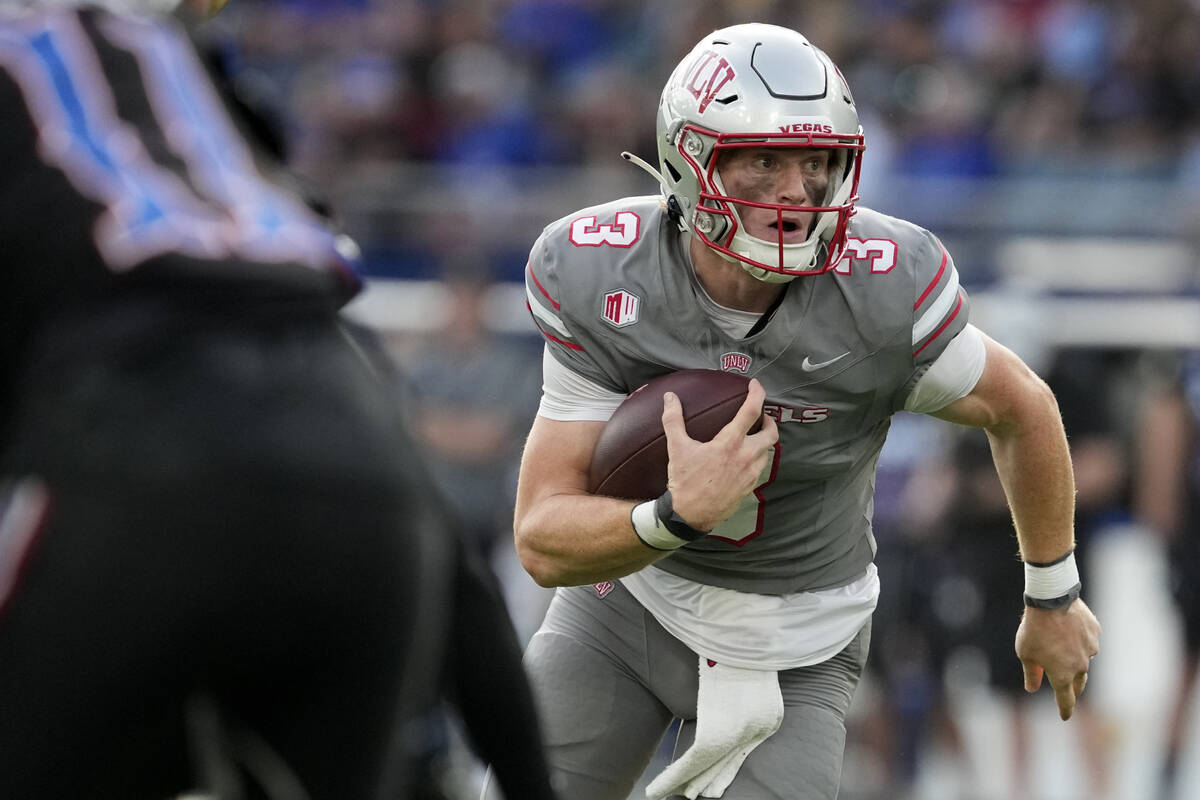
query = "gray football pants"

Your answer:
(485, 579), (870, 800)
